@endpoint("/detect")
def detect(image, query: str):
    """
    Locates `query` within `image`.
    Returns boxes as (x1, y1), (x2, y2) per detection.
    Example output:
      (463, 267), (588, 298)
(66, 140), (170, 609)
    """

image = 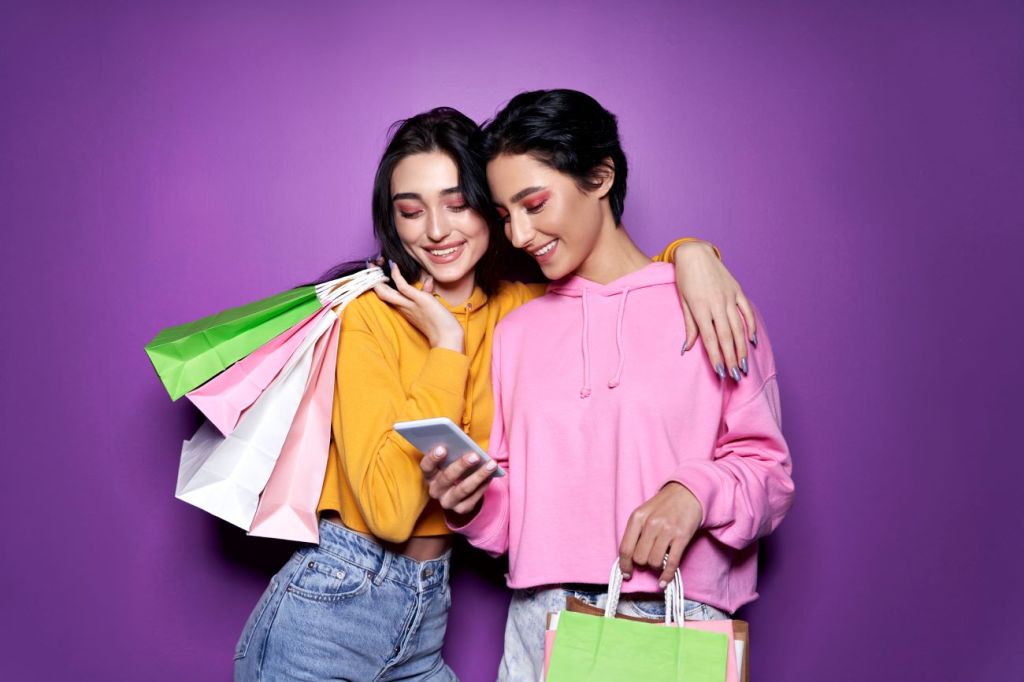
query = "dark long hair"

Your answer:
(320, 107), (538, 294)
(480, 89), (629, 225)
